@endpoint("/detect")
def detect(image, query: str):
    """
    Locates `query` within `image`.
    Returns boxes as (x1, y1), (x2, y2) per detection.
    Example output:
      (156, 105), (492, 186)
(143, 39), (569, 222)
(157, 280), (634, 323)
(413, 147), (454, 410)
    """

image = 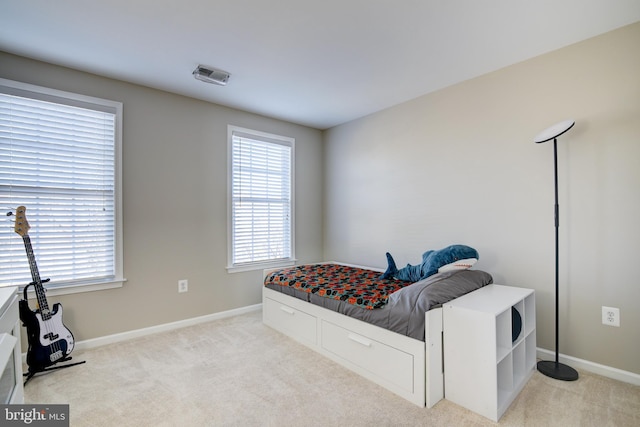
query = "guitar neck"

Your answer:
(22, 235), (51, 316)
